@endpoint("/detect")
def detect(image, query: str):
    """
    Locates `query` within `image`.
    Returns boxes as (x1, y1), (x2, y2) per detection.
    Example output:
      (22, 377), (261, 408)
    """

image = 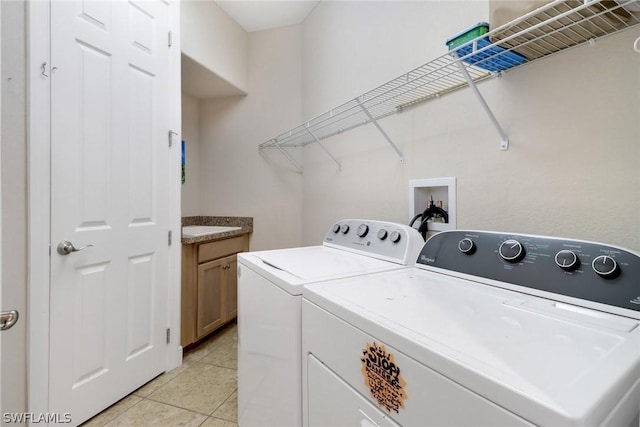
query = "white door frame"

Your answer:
(166, 0), (183, 373)
(27, 1), (182, 416)
(0, 0), (3, 409)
